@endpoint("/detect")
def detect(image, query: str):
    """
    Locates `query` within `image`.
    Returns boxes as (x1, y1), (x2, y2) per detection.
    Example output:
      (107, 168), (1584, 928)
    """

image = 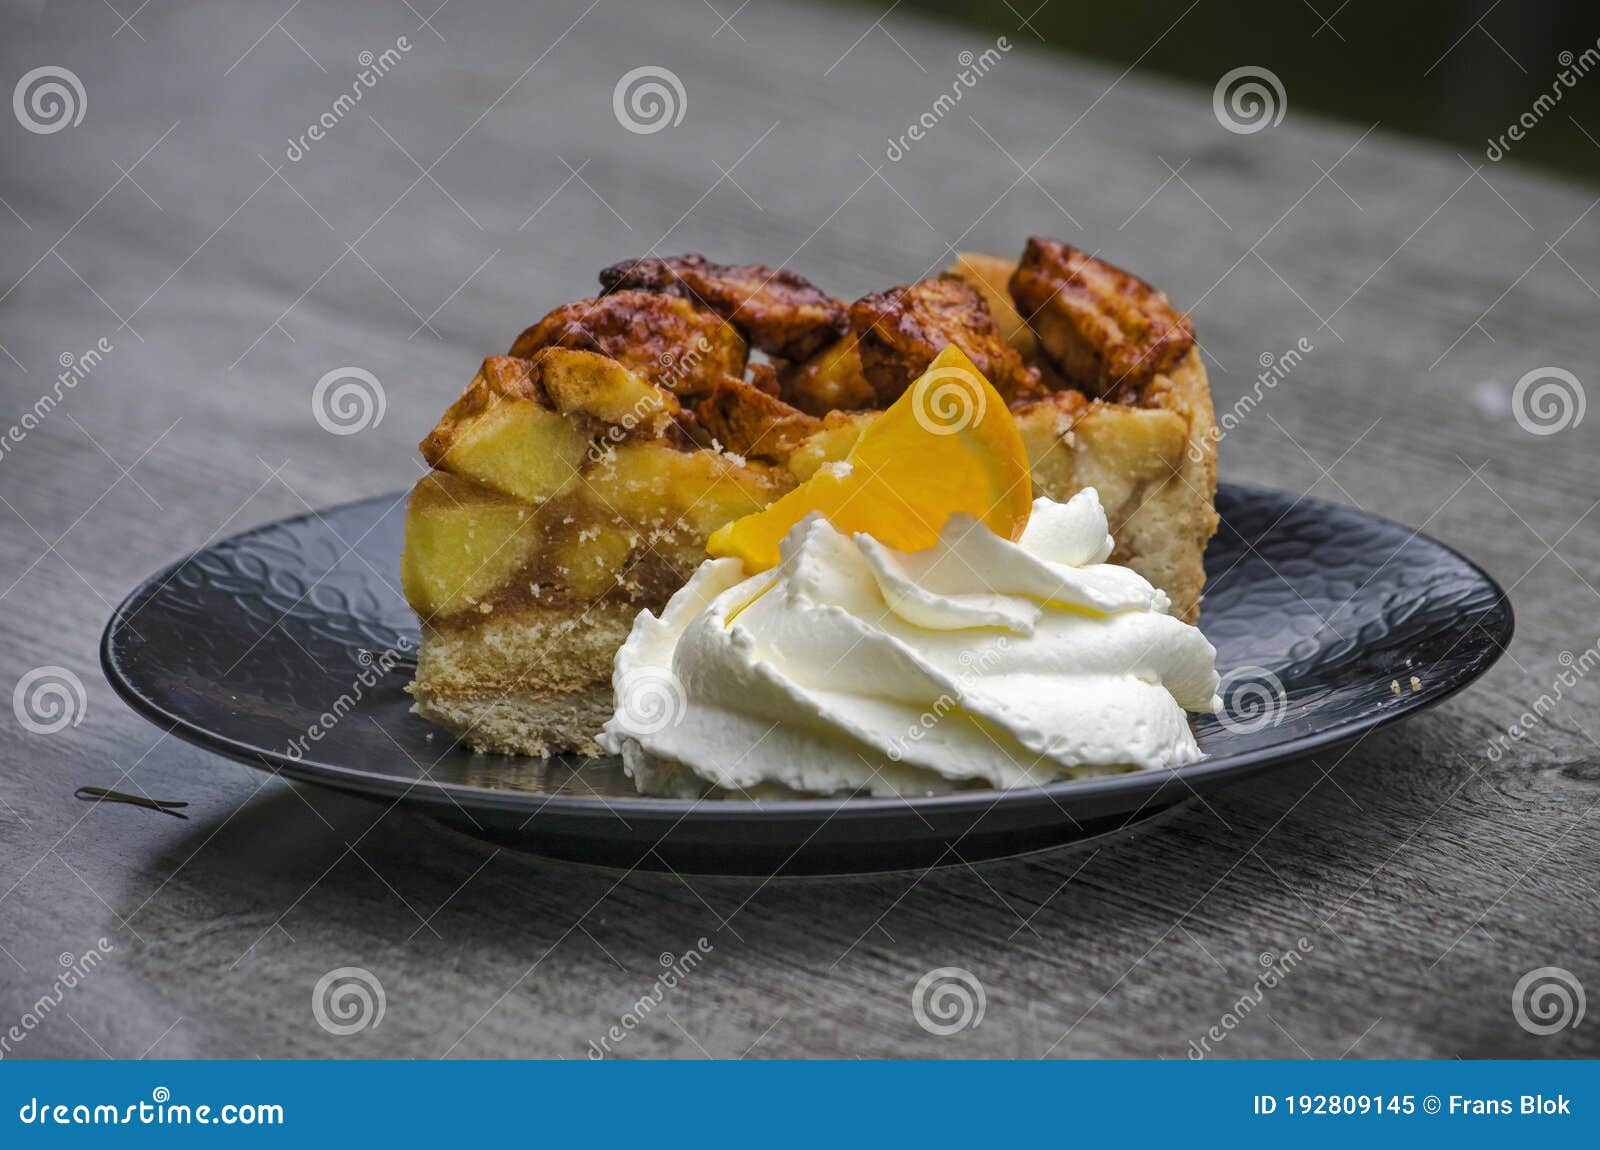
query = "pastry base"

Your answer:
(407, 604), (638, 757)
